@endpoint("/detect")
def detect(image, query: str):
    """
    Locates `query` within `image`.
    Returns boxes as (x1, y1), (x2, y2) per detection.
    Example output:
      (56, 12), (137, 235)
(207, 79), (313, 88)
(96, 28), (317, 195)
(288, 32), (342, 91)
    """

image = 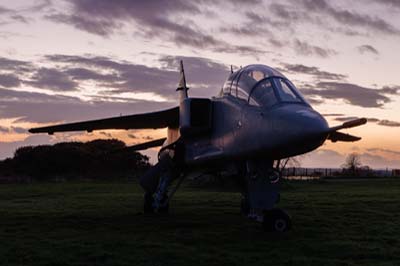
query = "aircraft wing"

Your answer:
(327, 131), (361, 142)
(29, 107), (179, 134)
(125, 138), (167, 151)
(328, 118), (367, 132)
(326, 117), (367, 142)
